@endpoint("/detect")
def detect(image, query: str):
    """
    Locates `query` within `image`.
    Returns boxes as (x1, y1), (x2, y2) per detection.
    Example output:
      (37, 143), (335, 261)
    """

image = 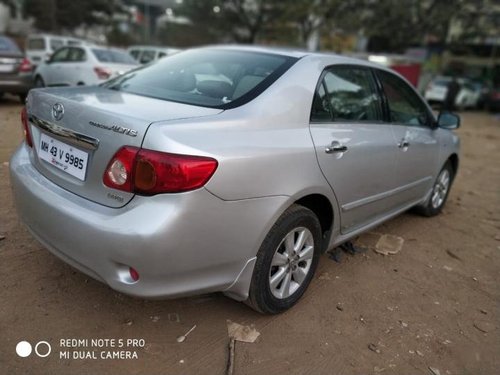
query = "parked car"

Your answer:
(33, 46), (138, 87)
(424, 76), (481, 109)
(485, 86), (500, 112)
(0, 35), (33, 102)
(25, 34), (88, 66)
(127, 45), (180, 64)
(10, 46), (460, 314)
